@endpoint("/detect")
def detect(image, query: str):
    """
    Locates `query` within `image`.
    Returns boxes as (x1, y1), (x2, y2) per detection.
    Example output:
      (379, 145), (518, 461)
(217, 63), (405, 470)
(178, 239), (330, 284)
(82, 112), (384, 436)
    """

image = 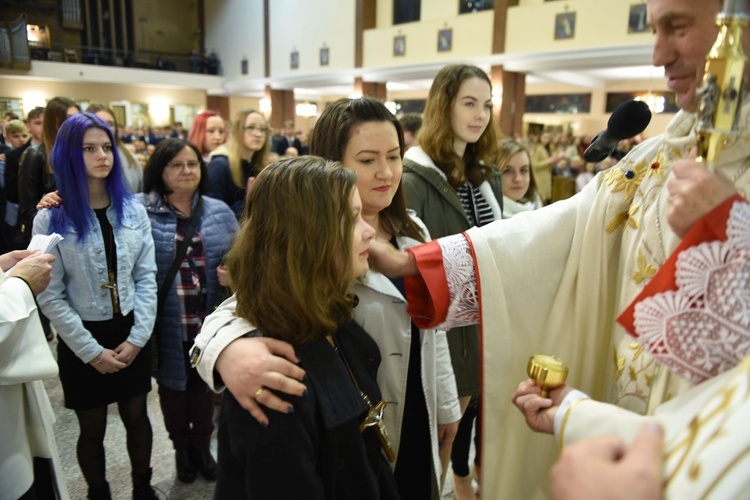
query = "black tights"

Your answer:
(75, 394), (153, 489)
